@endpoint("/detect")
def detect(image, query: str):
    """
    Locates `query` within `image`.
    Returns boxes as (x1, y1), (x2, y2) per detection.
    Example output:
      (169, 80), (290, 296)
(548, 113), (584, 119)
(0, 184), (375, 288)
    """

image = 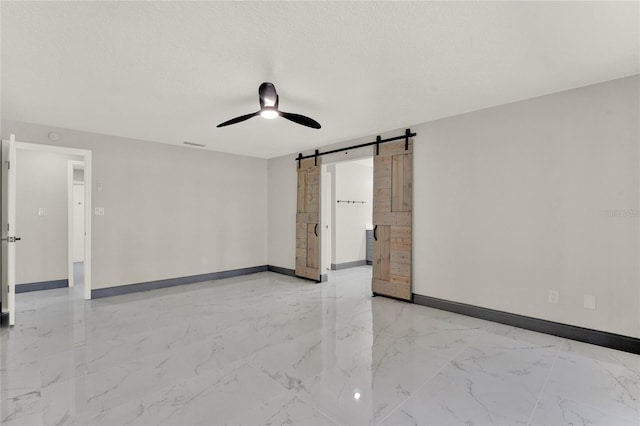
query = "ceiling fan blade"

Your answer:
(280, 111), (321, 129)
(216, 111), (260, 128)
